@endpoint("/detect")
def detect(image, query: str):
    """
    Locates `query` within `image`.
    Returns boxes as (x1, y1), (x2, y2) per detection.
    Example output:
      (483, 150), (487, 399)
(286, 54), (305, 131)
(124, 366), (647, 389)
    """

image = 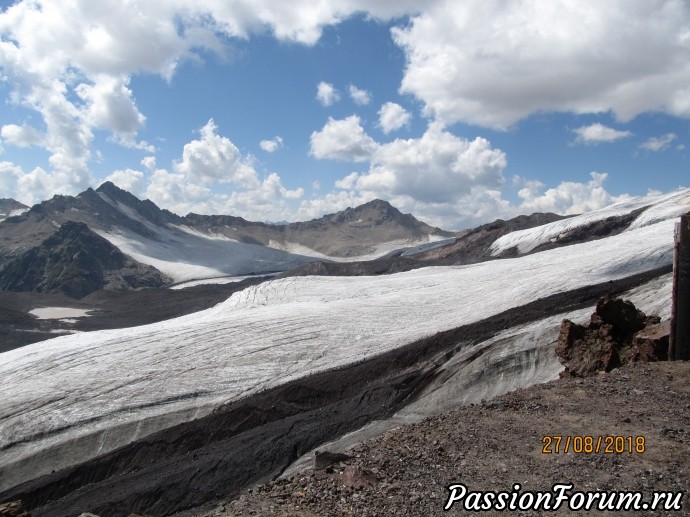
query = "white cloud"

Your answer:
(316, 81), (340, 107)
(516, 172), (628, 215)
(0, 160), (85, 206)
(0, 123), (44, 147)
(310, 115), (379, 162)
(141, 156), (157, 171)
(572, 123), (632, 144)
(173, 119), (259, 188)
(392, 0), (690, 128)
(377, 102), (411, 133)
(311, 117), (506, 203)
(349, 84), (372, 105)
(640, 133), (678, 151)
(0, 1), (427, 204)
(104, 168), (146, 198)
(260, 136), (284, 153)
(75, 75), (147, 147)
(297, 190), (371, 221)
(145, 169), (214, 215)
